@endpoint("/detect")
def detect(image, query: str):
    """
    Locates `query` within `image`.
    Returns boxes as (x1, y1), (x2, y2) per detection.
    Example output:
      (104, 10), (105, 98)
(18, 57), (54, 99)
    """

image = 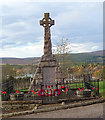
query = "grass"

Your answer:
(69, 82), (85, 89)
(69, 81), (104, 97)
(15, 88), (29, 92)
(86, 81), (103, 96)
(19, 89), (29, 92)
(99, 81), (104, 96)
